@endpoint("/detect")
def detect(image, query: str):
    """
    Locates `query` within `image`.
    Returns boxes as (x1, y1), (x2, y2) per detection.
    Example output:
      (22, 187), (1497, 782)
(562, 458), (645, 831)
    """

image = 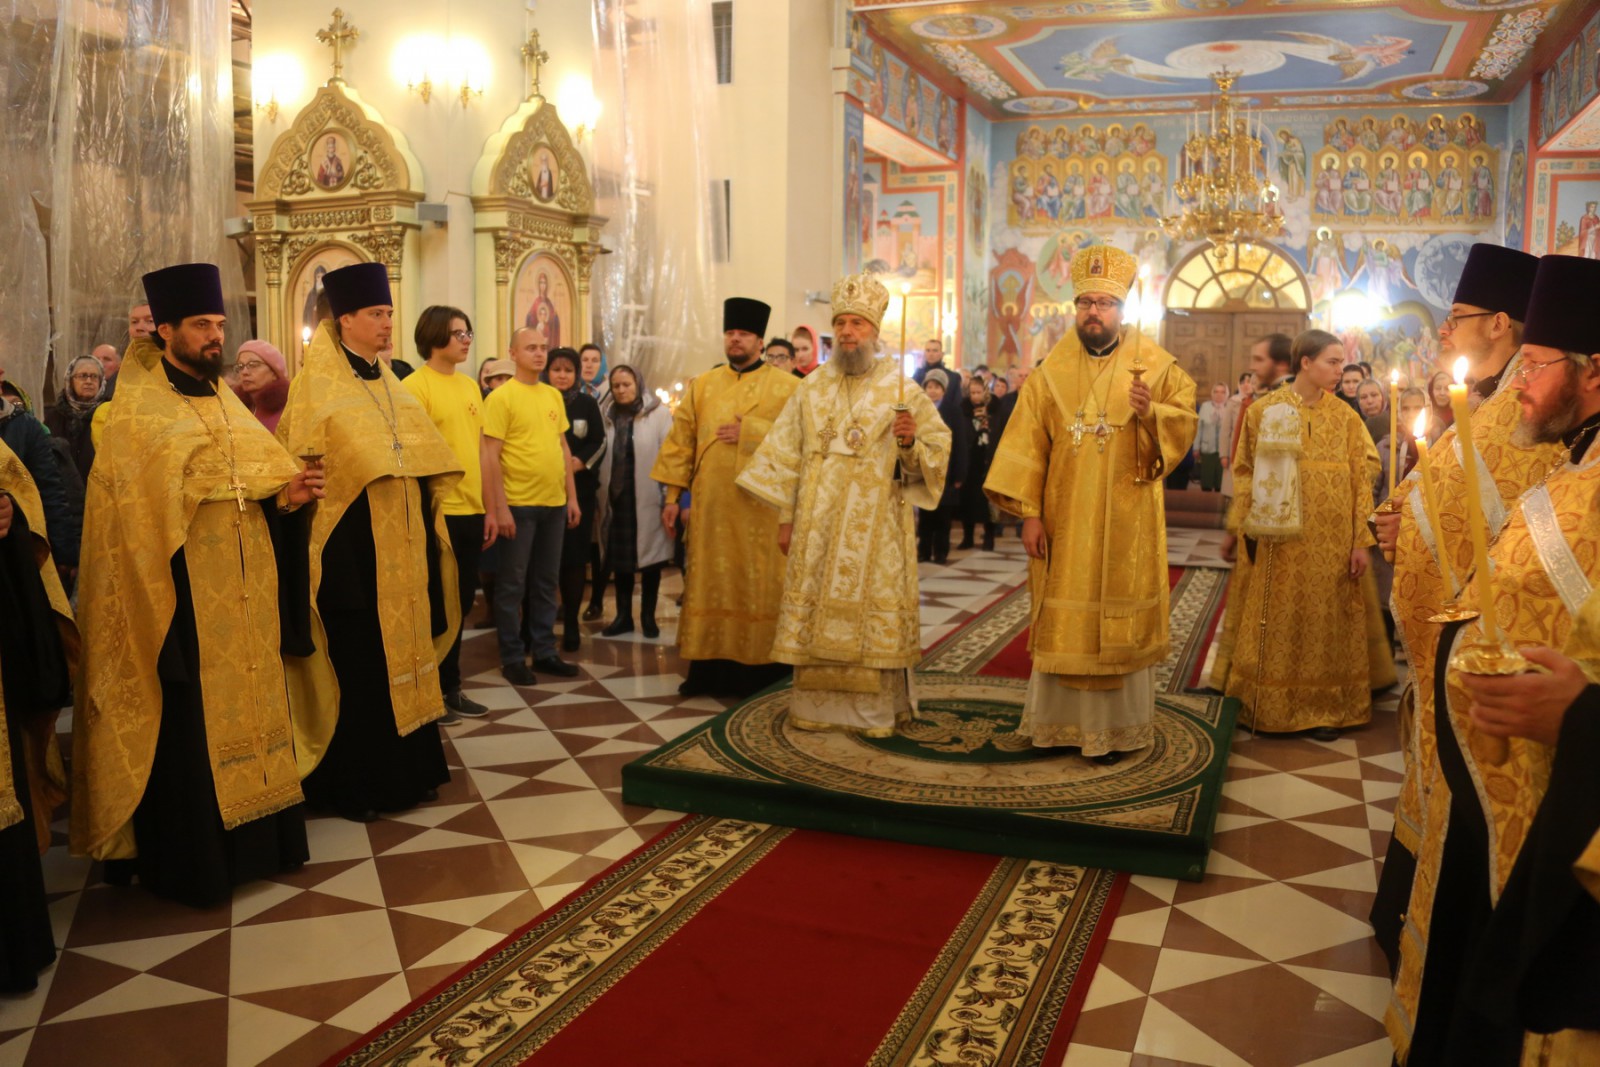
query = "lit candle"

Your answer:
(1412, 409), (1457, 595)
(897, 282), (911, 408)
(1388, 369), (1400, 496)
(1449, 356), (1497, 641)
